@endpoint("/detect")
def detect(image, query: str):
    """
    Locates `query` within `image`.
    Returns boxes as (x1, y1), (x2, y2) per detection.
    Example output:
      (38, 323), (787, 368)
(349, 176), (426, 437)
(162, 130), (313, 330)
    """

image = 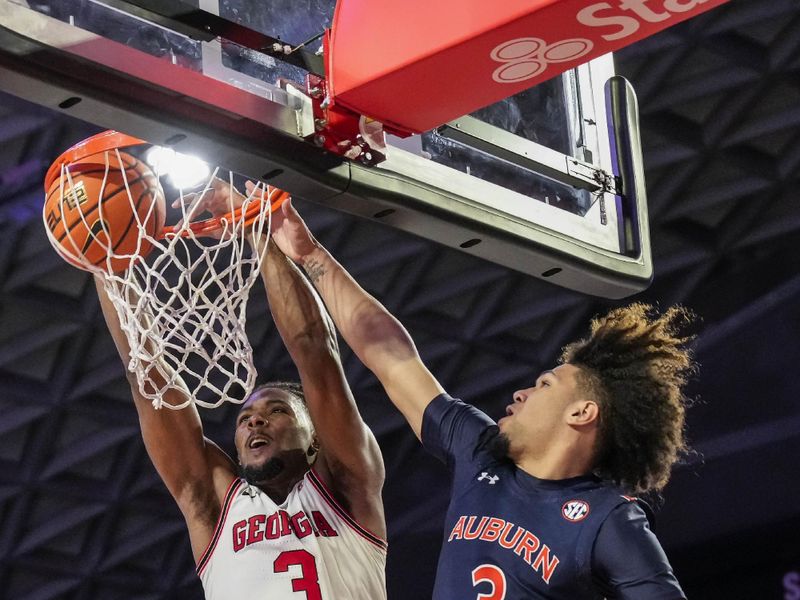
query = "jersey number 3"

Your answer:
(274, 549), (322, 600)
(472, 564), (507, 600)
